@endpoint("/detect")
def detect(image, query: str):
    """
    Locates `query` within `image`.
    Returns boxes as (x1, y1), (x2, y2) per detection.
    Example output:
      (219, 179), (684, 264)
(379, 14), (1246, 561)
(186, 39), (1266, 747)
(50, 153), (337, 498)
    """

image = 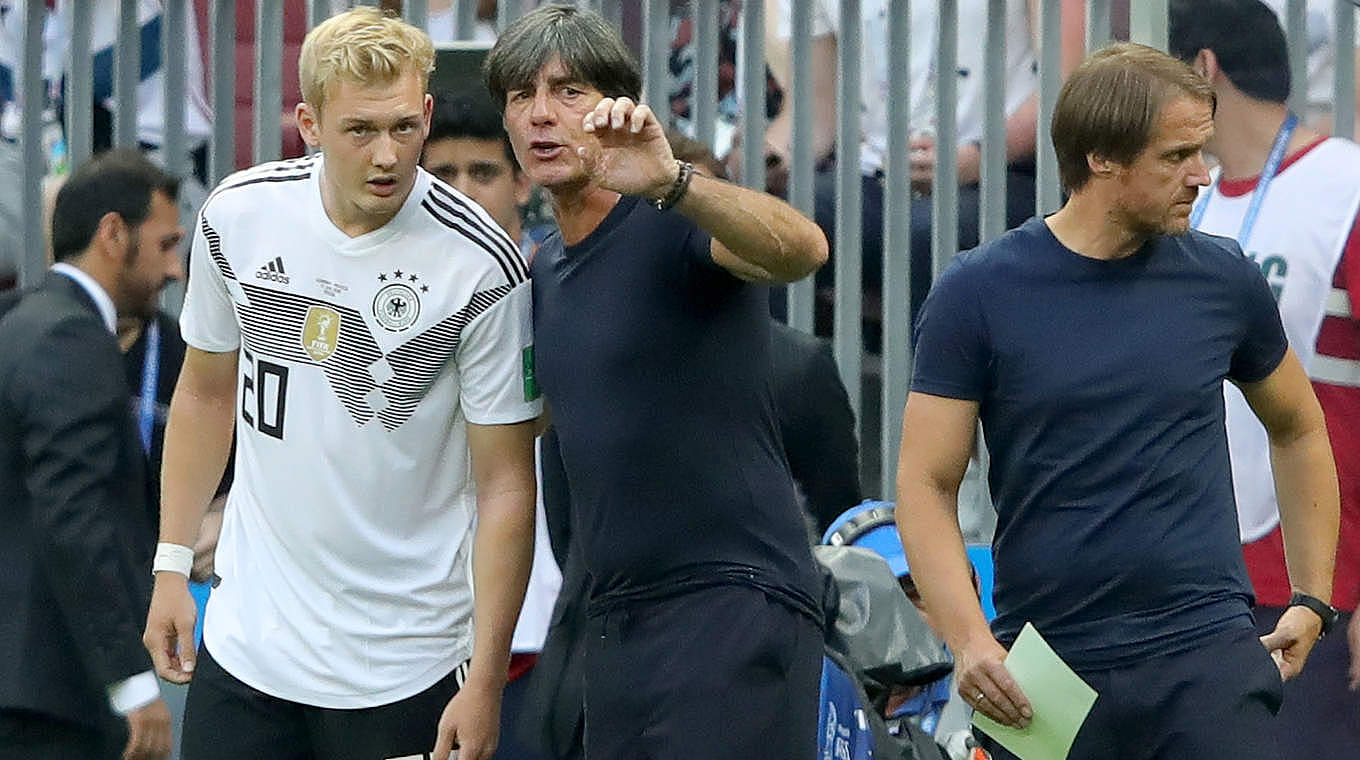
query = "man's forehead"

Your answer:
(426, 138), (513, 166)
